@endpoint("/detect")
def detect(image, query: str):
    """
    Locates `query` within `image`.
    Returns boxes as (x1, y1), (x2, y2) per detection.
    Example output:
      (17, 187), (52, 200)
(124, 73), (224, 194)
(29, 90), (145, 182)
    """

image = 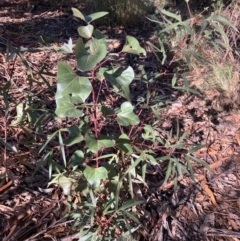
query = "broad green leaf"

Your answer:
(116, 102), (140, 126)
(104, 66), (134, 101)
(86, 12), (109, 23)
(84, 166), (108, 187)
(55, 94), (83, 118)
(71, 7), (86, 21)
(69, 150), (84, 171)
(93, 29), (105, 39)
(122, 36), (146, 56)
(58, 176), (72, 195)
(56, 62), (92, 102)
(77, 25), (94, 39)
(96, 67), (112, 81)
(63, 125), (84, 146)
(101, 105), (115, 117)
(76, 38), (107, 71)
(117, 134), (133, 155)
(85, 135), (115, 153)
(72, 8), (108, 23)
